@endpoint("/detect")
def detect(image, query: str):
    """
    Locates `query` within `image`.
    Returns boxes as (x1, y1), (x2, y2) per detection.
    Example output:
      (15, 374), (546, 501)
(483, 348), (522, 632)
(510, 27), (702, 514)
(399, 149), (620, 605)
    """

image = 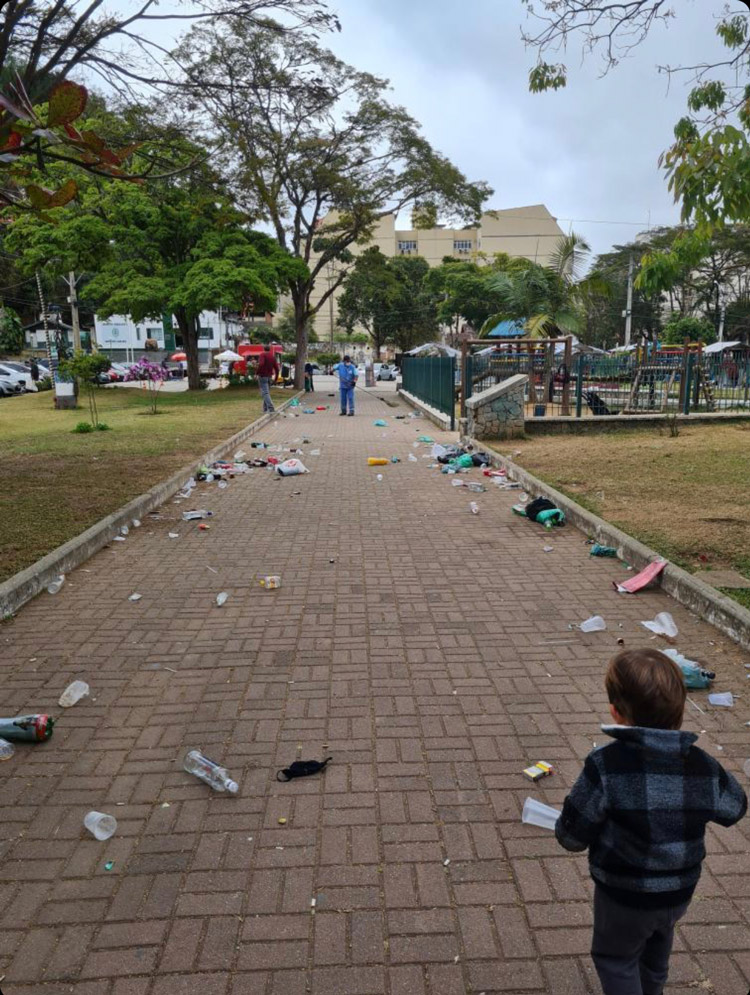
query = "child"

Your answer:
(556, 648), (746, 995)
